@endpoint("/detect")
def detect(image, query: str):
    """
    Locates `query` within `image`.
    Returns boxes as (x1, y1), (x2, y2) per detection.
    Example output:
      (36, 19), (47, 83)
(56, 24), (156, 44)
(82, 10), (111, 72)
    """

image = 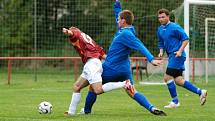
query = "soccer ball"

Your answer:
(38, 101), (53, 114)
